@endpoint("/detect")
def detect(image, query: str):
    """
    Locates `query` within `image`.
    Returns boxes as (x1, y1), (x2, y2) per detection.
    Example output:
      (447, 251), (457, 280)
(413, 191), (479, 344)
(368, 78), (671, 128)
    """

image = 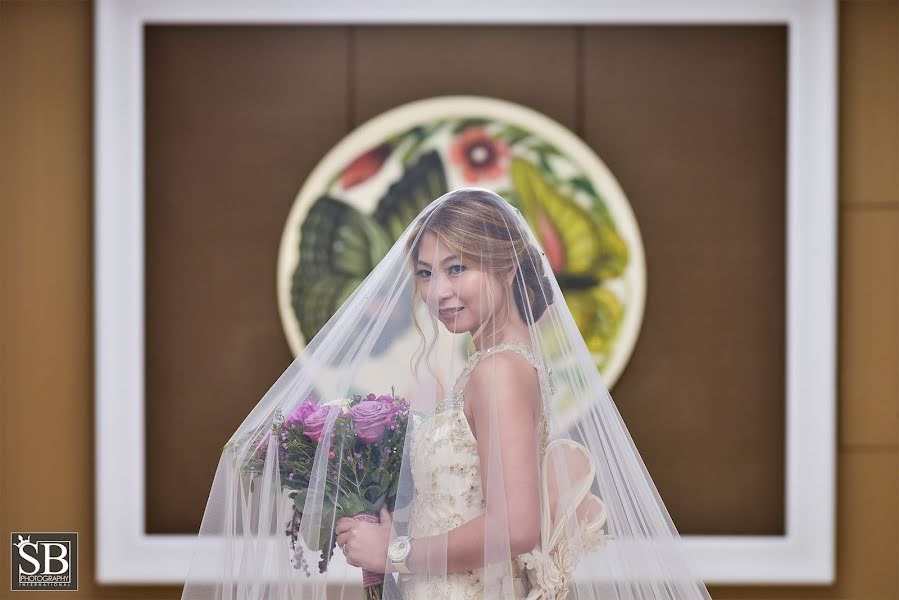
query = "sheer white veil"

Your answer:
(180, 188), (712, 600)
